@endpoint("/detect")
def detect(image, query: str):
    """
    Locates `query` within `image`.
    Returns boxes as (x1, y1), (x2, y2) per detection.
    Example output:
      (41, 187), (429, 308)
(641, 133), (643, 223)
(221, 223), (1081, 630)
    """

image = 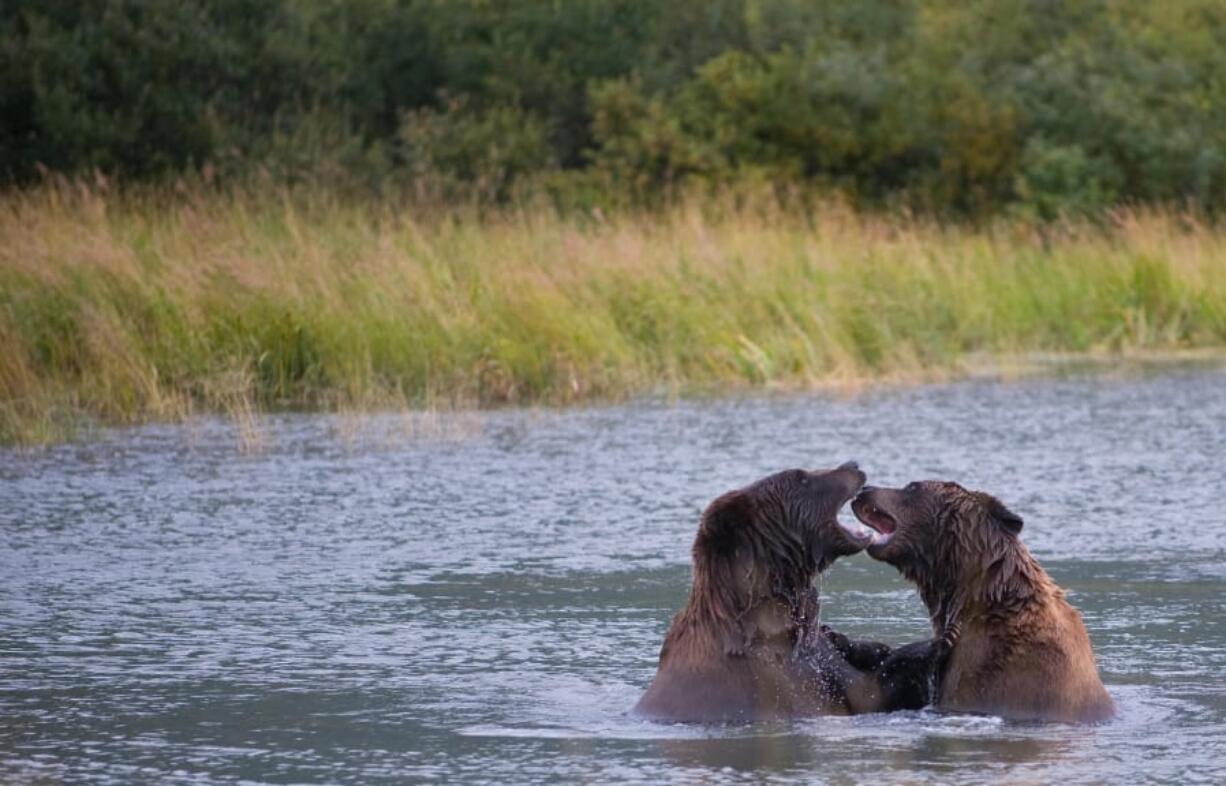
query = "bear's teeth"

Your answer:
(838, 519), (873, 541)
